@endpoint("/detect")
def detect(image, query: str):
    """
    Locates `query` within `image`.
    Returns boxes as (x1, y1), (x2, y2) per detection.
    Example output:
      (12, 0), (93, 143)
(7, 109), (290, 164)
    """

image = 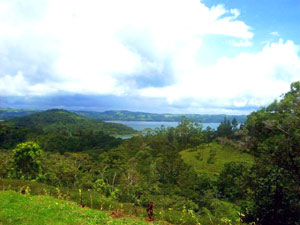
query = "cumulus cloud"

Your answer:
(0, 0), (299, 113)
(139, 39), (300, 109)
(0, 0), (252, 93)
(232, 39), (252, 47)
